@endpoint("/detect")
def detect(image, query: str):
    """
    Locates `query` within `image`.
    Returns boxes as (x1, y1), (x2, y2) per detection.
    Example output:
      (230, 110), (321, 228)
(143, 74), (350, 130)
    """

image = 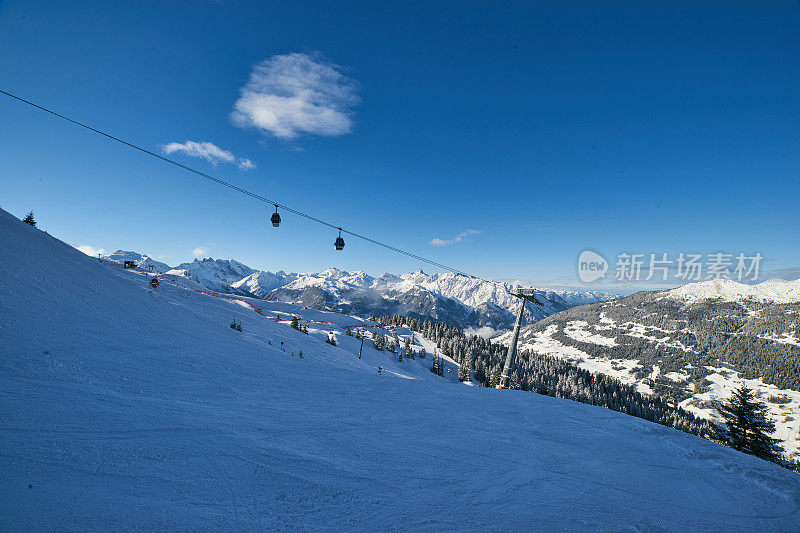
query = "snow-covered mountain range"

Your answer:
(100, 251), (619, 331)
(498, 278), (800, 458)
